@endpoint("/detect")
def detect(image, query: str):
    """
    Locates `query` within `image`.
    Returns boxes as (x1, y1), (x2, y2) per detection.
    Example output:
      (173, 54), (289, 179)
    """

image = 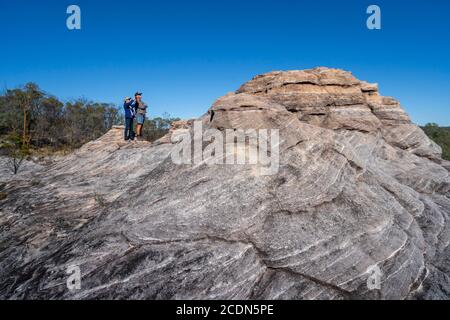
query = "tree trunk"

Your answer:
(13, 157), (18, 175)
(23, 108), (27, 148)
